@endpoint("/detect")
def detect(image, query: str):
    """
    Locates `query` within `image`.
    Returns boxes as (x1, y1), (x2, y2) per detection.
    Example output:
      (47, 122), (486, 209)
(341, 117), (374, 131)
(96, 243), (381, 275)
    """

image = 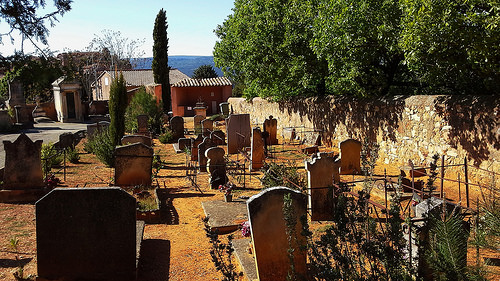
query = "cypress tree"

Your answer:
(152, 9), (170, 112)
(109, 72), (127, 146)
